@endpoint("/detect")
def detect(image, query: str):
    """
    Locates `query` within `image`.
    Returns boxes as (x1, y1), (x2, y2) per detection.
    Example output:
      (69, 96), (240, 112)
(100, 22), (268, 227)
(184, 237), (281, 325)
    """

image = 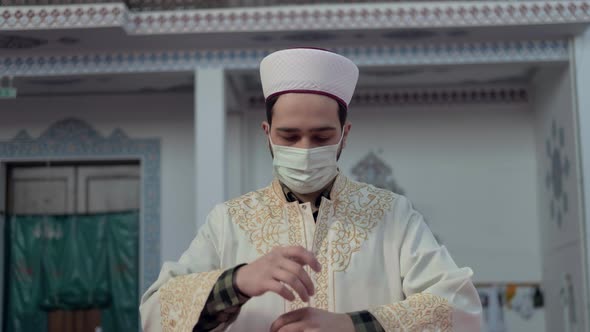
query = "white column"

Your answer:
(573, 29), (590, 321)
(0, 162), (4, 331)
(195, 68), (226, 229)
